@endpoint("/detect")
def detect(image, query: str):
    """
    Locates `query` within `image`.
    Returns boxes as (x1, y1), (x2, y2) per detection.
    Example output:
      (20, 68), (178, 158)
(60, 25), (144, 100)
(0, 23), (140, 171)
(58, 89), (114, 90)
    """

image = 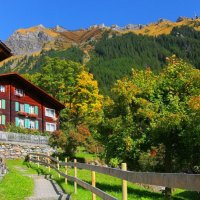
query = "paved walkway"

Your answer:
(28, 175), (69, 200)
(15, 166), (69, 200)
